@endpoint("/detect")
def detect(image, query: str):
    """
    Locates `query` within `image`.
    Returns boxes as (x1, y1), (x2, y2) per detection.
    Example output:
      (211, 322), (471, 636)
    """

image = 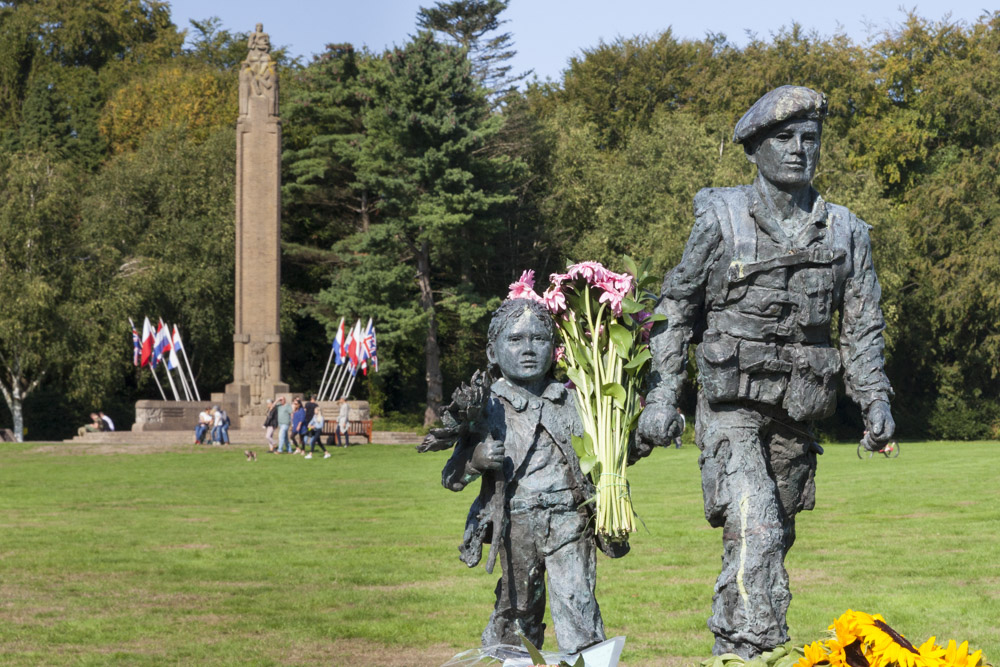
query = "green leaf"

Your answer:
(602, 382), (626, 409)
(565, 366), (590, 395)
(647, 313), (667, 322)
(571, 434), (587, 458)
(623, 254), (638, 278)
(578, 454), (597, 475)
(623, 348), (652, 373)
(621, 295), (645, 314)
(518, 633), (546, 665)
(608, 322), (631, 357)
